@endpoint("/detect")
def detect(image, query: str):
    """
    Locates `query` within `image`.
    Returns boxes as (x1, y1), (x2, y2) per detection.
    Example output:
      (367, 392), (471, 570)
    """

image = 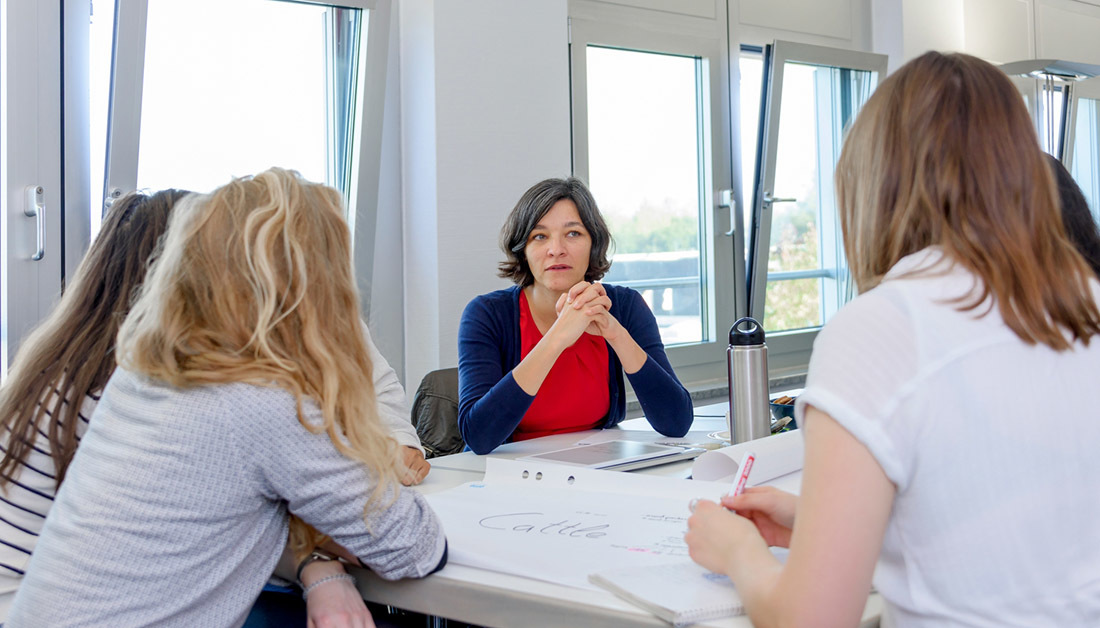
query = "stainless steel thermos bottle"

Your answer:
(727, 317), (771, 444)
